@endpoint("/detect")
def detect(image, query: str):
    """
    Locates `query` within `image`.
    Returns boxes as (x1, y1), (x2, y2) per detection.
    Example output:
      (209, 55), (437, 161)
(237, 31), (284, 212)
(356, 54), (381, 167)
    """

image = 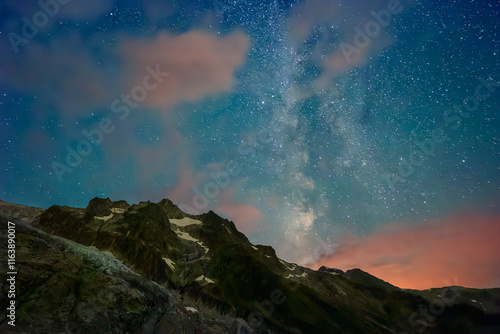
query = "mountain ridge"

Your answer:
(1, 197), (499, 333)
